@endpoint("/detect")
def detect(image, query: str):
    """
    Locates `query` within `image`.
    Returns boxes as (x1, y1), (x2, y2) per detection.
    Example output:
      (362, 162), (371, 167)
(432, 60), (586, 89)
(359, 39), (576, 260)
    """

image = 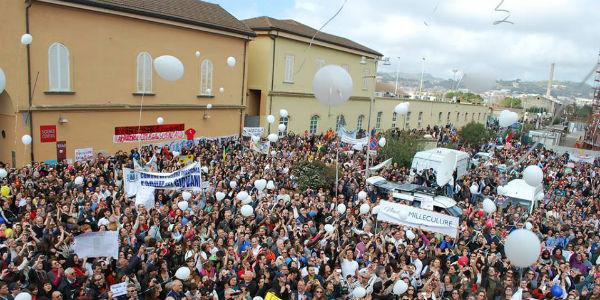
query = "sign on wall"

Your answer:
(242, 127), (265, 137)
(113, 124), (185, 143)
(75, 148), (94, 162)
(377, 200), (459, 237)
(40, 125), (57, 143)
(56, 141), (66, 162)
